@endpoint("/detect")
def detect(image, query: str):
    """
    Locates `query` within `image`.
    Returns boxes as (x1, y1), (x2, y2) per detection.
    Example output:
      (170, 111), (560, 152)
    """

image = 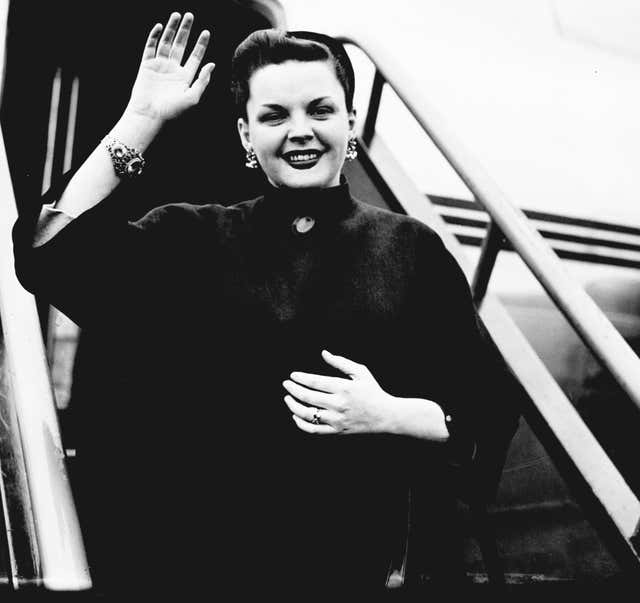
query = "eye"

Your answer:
(311, 106), (334, 118)
(260, 112), (286, 124)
